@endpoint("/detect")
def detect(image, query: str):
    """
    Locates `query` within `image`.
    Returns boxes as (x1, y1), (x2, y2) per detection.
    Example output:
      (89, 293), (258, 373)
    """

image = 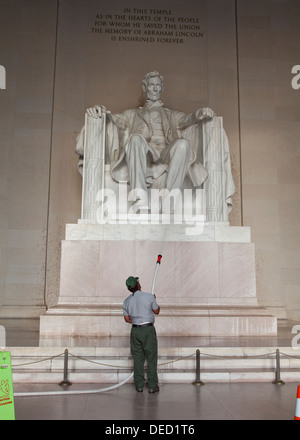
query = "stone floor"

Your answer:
(13, 381), (299, 420)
